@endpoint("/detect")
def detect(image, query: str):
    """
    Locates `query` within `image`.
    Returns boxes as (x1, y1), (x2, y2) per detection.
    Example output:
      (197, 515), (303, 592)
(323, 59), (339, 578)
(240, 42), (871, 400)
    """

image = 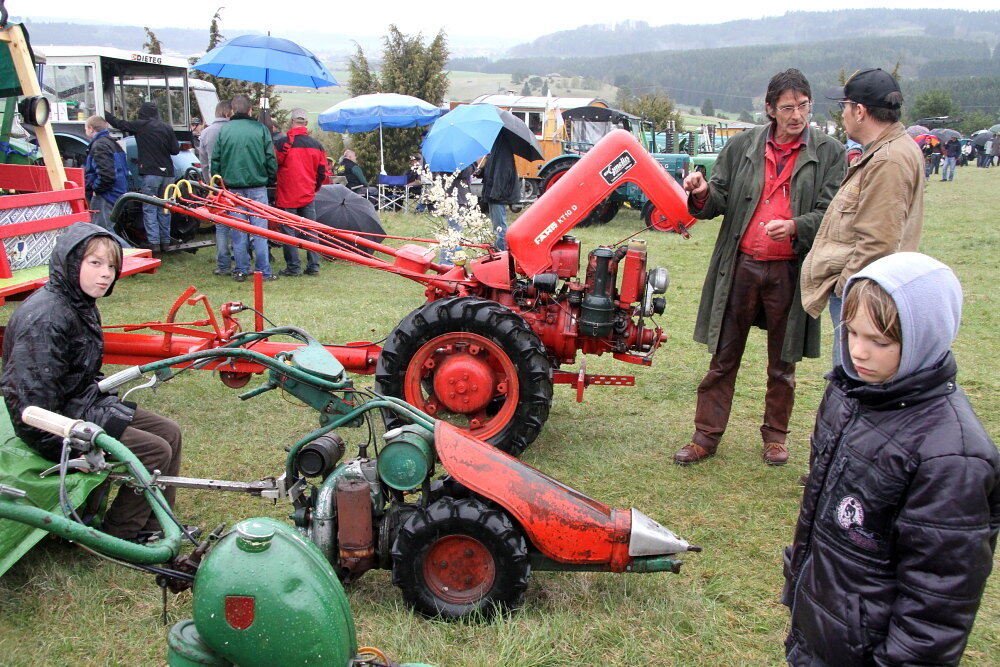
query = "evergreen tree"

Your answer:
(346, 26), (449, 176)
(143, 27), (162, 55)
(520, 81), (531, 96)
(621, 93), (684, 132)
(908, 89), (954, 122)
(541, 80), (549, 96)
(701, 98), (715, 116)
(738, 109), (755, 123)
